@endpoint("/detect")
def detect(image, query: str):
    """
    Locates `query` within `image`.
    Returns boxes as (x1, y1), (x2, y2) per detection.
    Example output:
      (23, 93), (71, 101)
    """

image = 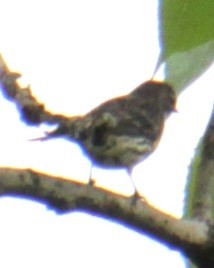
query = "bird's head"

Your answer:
(130, 80), (177, 116)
